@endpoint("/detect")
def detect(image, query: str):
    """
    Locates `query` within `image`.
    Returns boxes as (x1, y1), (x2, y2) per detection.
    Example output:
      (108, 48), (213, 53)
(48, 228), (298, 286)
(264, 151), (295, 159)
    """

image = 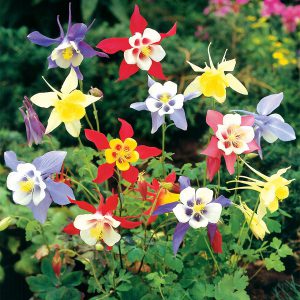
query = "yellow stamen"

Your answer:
(194, 203), (206, 213)
(141, 46), (152, 57)
(159, 93), (171, 103)
(90, 223), (103, 240)
(19, 179), (34, 193)
(62, 47), (74, 60)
